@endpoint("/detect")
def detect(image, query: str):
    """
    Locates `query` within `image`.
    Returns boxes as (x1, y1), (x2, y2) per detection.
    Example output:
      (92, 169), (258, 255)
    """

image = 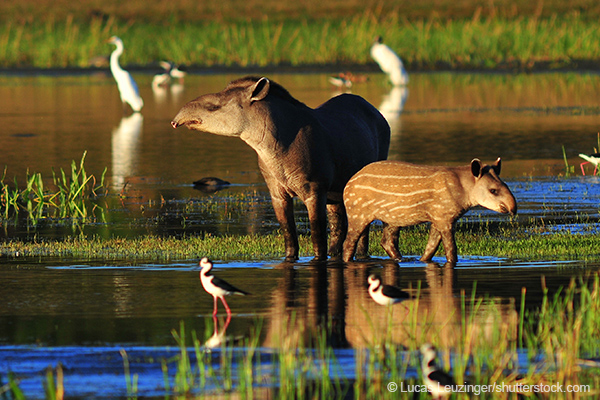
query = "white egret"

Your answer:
(108, 36), (144, 113)
(370, 36), (408, 86)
